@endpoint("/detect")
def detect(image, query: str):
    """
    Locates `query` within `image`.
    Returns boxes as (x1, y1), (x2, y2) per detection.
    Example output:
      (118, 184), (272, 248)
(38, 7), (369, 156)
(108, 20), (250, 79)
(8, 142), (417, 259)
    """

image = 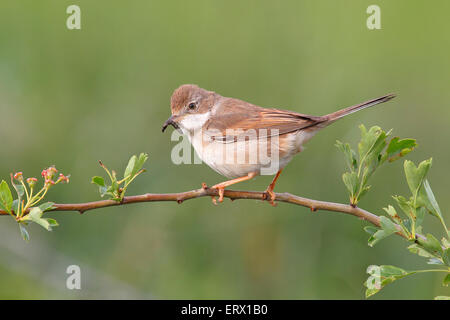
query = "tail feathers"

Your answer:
(325, 94), (396, 122)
